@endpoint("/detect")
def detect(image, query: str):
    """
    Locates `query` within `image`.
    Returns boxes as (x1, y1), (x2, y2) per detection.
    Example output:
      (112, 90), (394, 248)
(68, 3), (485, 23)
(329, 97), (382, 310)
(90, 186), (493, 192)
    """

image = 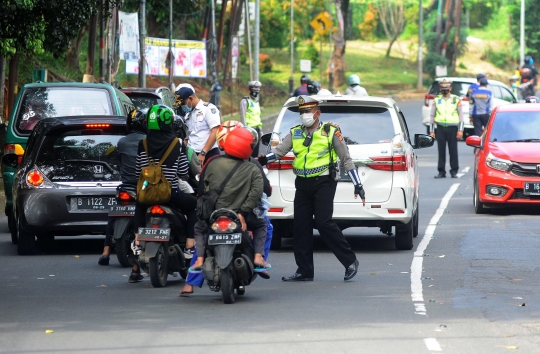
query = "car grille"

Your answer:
(510, 189), (540, 200)
(510, 162), (540, 177)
